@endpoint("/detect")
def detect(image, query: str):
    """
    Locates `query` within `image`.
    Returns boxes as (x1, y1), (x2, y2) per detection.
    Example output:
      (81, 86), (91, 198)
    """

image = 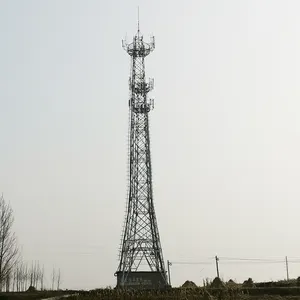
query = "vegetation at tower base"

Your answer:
(63, 281), (300, 300)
